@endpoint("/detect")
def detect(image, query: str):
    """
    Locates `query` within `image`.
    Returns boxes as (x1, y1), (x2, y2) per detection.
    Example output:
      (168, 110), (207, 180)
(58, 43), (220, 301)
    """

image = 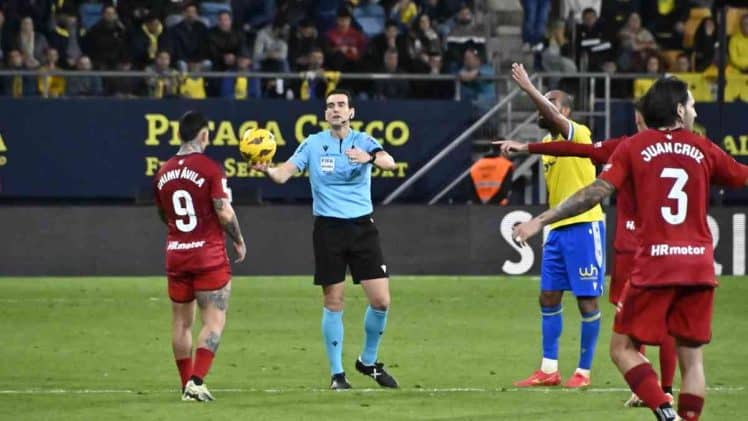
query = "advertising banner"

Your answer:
(0, 99), (474, 201)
